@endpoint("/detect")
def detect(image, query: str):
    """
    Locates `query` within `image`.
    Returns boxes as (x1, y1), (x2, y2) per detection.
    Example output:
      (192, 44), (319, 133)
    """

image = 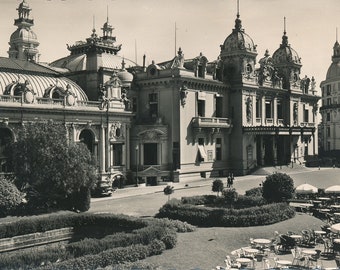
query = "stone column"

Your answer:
(100, 125), (106, 173)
